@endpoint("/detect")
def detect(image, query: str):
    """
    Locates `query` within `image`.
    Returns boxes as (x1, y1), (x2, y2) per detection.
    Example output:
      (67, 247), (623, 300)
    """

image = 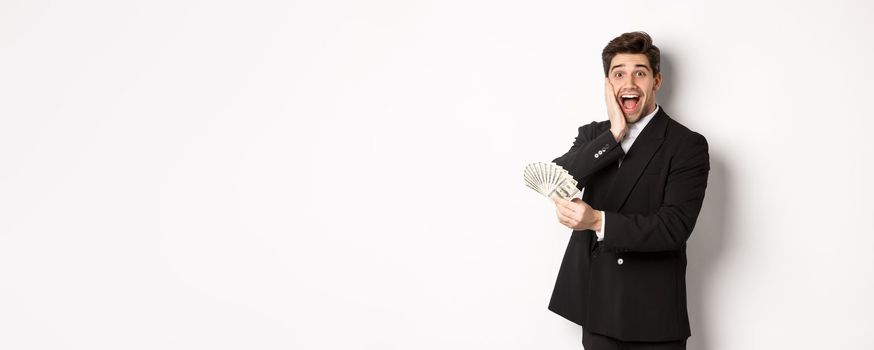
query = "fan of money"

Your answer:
(523, 162), (581, 200)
